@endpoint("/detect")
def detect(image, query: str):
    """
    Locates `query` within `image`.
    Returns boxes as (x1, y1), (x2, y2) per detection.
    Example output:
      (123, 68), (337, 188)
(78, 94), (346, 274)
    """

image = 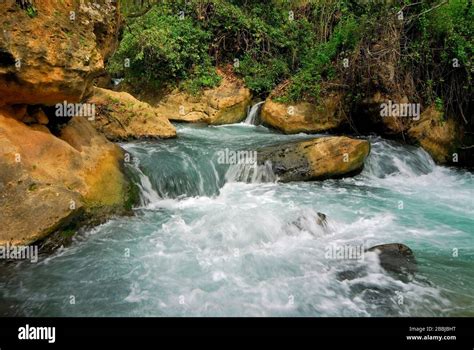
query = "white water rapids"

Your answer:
(0, 118), (472, 317)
